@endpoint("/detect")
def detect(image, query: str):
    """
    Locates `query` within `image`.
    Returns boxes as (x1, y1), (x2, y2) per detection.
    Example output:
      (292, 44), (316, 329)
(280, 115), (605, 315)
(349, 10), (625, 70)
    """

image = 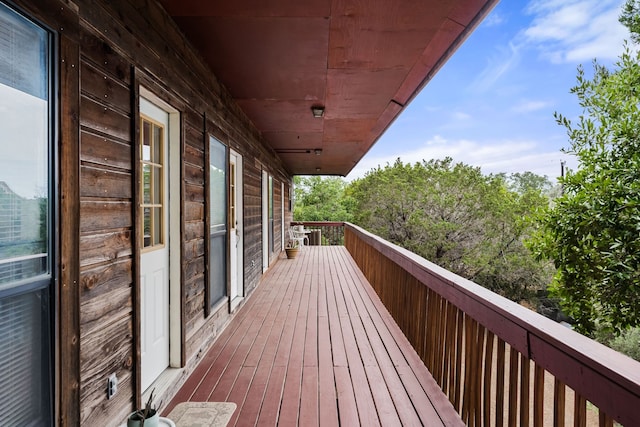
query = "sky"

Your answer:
(346, 0), (631, 182)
